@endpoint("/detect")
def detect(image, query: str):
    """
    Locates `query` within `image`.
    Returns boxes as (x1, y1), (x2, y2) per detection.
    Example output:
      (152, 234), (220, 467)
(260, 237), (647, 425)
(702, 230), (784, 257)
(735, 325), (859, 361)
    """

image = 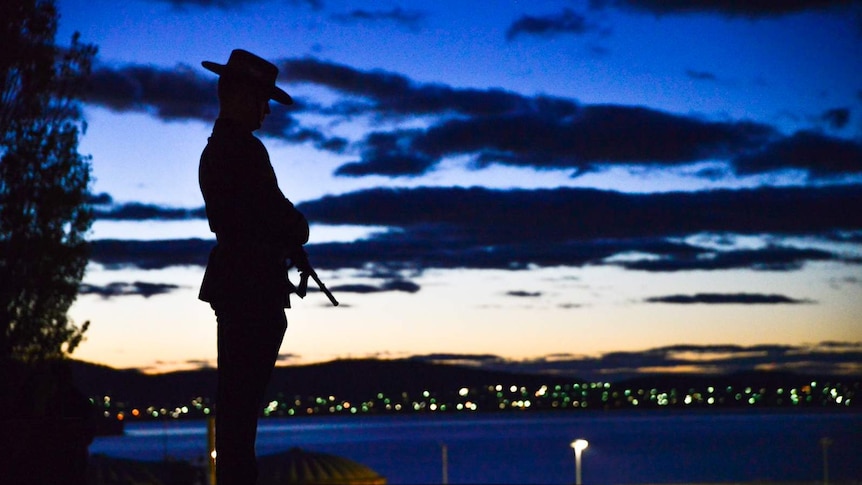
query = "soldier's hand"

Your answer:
(289, 247), (313, 273)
